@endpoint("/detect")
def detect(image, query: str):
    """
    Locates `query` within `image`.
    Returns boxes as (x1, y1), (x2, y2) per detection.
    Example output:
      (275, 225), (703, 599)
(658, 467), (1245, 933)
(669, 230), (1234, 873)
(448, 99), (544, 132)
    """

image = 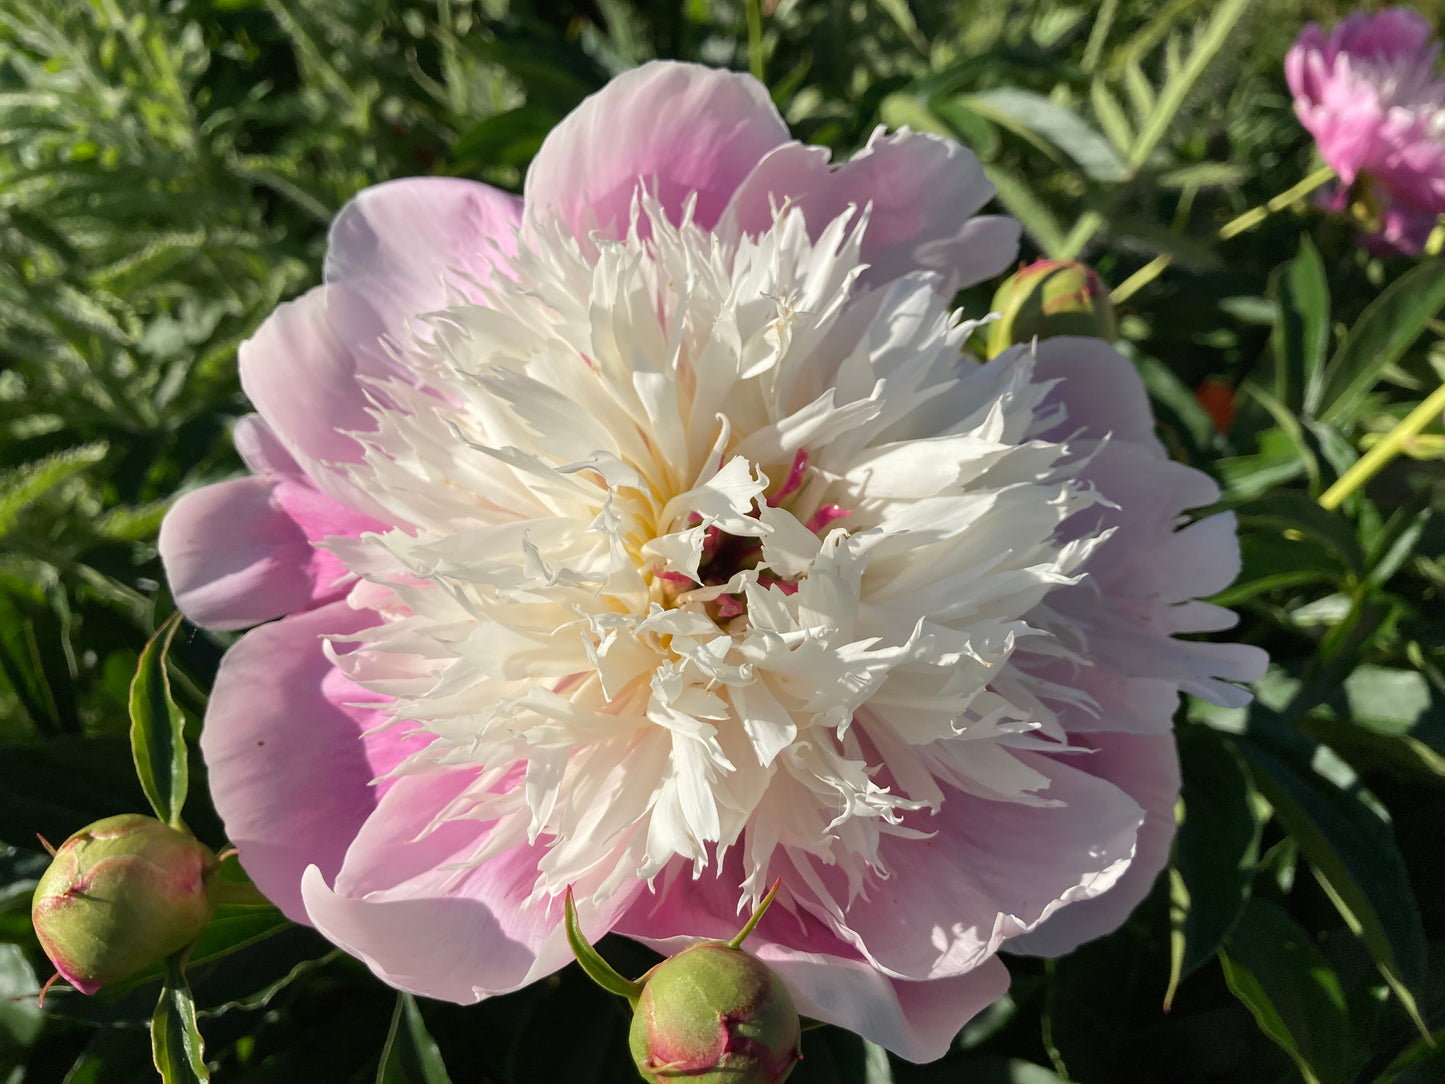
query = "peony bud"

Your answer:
(31, 814), (220, 996)
(629, 941), (801, 1083)
(986, 258), (1116, 355)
